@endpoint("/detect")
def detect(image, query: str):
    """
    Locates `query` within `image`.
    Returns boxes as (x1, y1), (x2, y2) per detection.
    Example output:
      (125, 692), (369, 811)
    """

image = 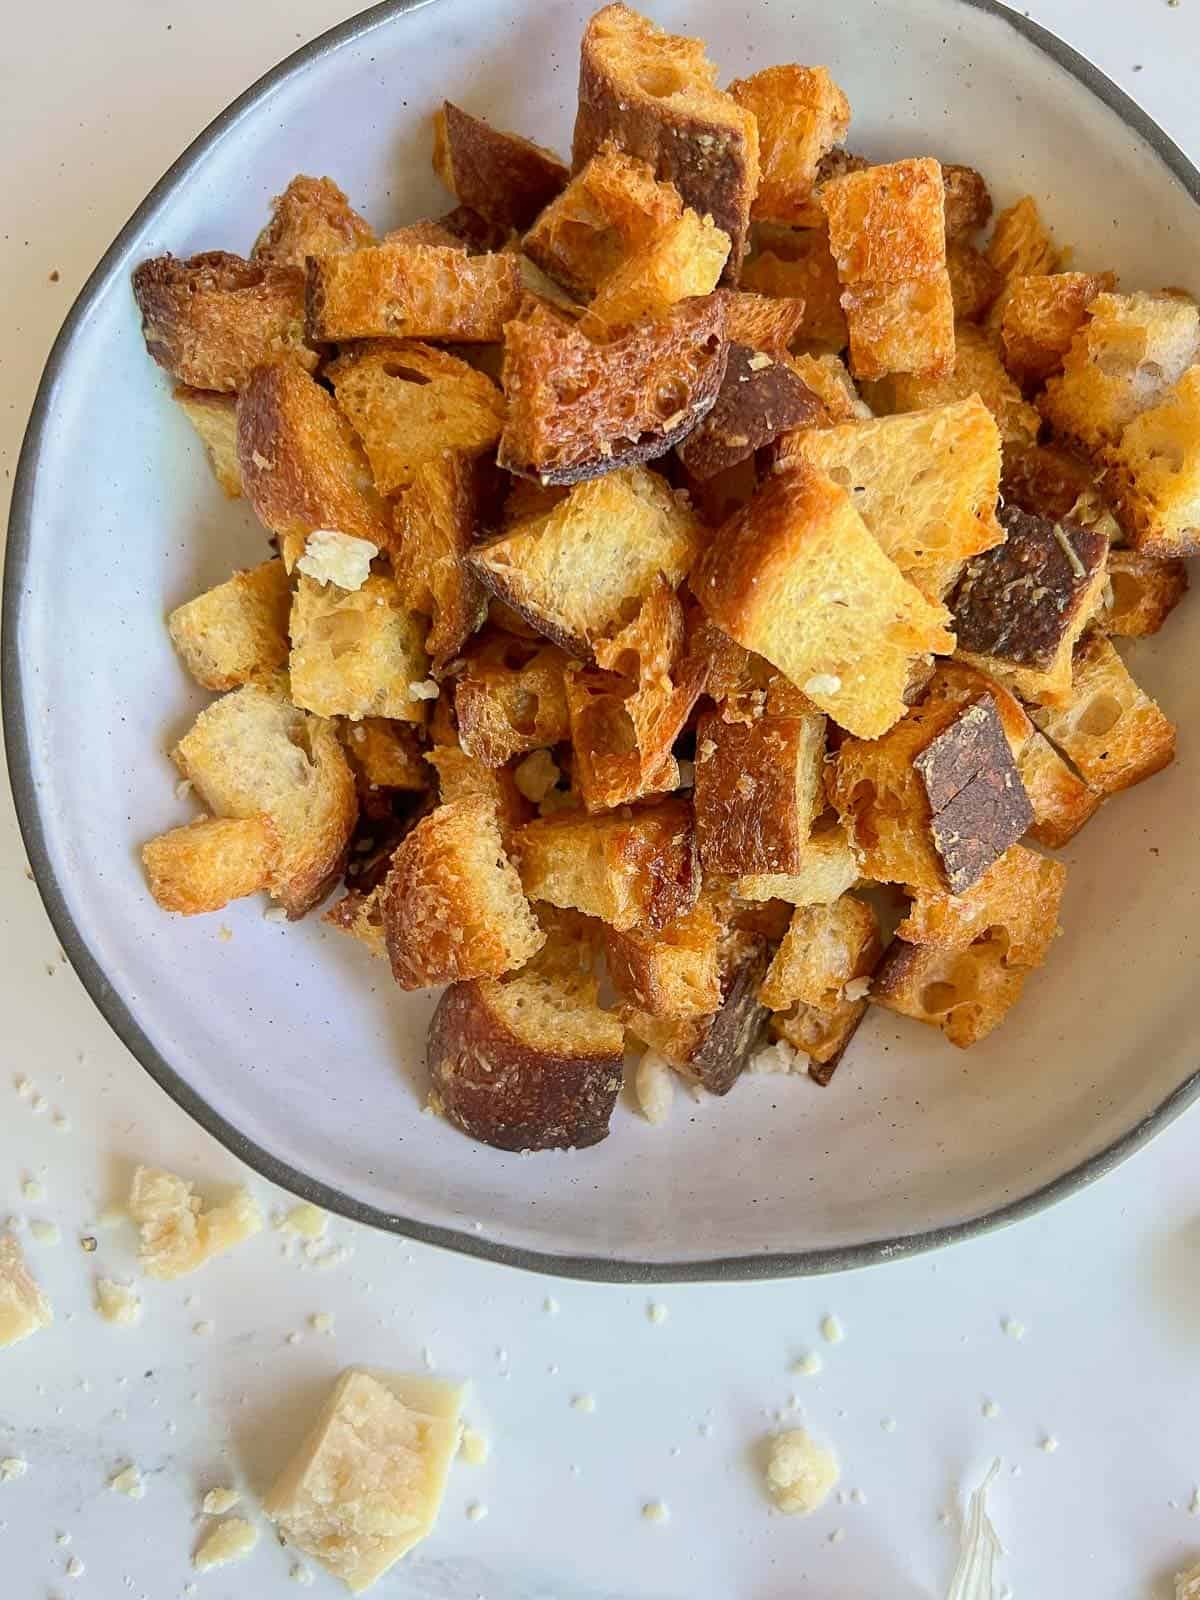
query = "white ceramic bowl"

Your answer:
(6, 0), (1200, 1281)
